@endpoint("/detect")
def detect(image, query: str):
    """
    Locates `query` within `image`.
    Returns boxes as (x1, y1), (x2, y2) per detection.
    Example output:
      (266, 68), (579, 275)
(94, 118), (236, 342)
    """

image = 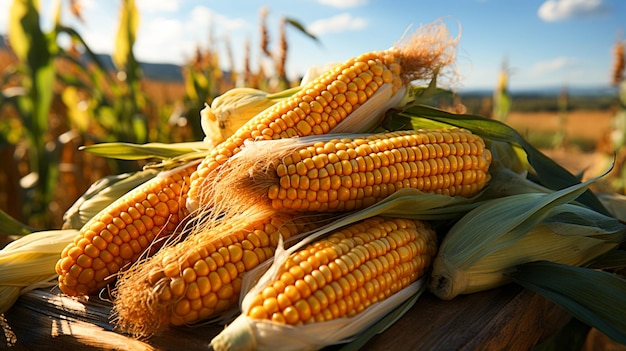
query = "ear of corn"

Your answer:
(209, 216), (437, 351)
(205, 128), (491, 217)
(0, 229), (79, 314)
(55, 163), (197, 296)
(428, 170), (626, 300)
(111, 208), (332, 337)
(186, 22), (458, 212)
